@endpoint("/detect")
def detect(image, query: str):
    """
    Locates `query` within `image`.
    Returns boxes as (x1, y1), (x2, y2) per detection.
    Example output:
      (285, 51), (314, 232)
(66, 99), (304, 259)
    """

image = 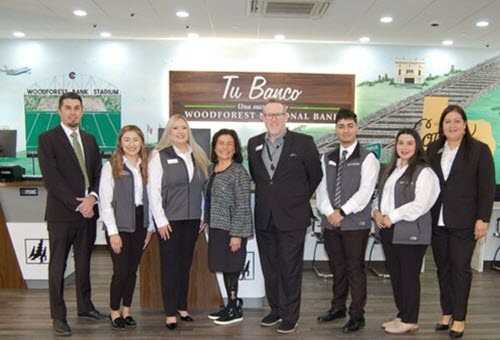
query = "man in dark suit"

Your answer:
(38, 92), (104, 336)
(248, 98), (323, 334)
